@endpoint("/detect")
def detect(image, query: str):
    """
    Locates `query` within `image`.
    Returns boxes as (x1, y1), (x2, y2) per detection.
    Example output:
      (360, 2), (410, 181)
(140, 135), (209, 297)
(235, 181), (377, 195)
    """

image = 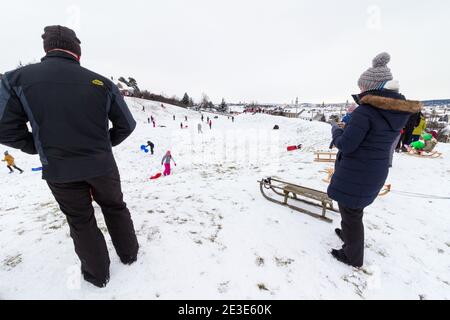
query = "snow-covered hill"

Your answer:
(0, 98), (449, 300)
